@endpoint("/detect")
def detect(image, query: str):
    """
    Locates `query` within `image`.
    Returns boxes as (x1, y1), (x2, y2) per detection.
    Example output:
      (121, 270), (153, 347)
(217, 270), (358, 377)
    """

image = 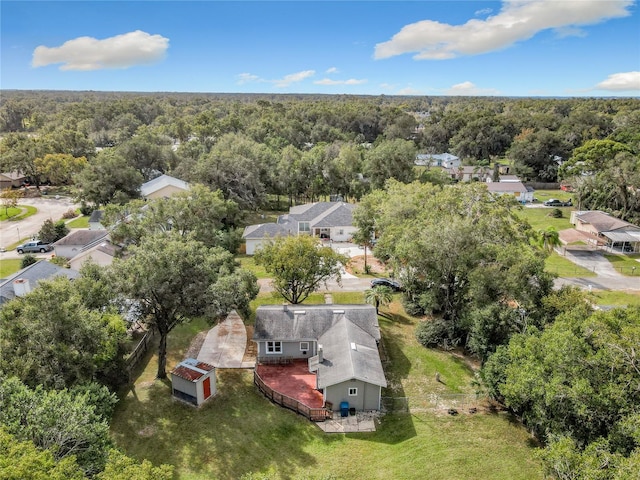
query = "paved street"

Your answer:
(0, 196), (79, 258)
